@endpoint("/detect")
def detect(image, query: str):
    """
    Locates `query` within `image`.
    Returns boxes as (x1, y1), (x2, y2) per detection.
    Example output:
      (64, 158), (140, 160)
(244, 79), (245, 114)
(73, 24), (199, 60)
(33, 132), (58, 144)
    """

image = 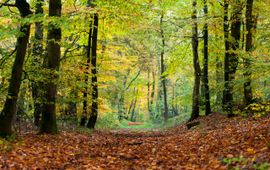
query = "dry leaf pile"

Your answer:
(0, 113), (269, 169)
